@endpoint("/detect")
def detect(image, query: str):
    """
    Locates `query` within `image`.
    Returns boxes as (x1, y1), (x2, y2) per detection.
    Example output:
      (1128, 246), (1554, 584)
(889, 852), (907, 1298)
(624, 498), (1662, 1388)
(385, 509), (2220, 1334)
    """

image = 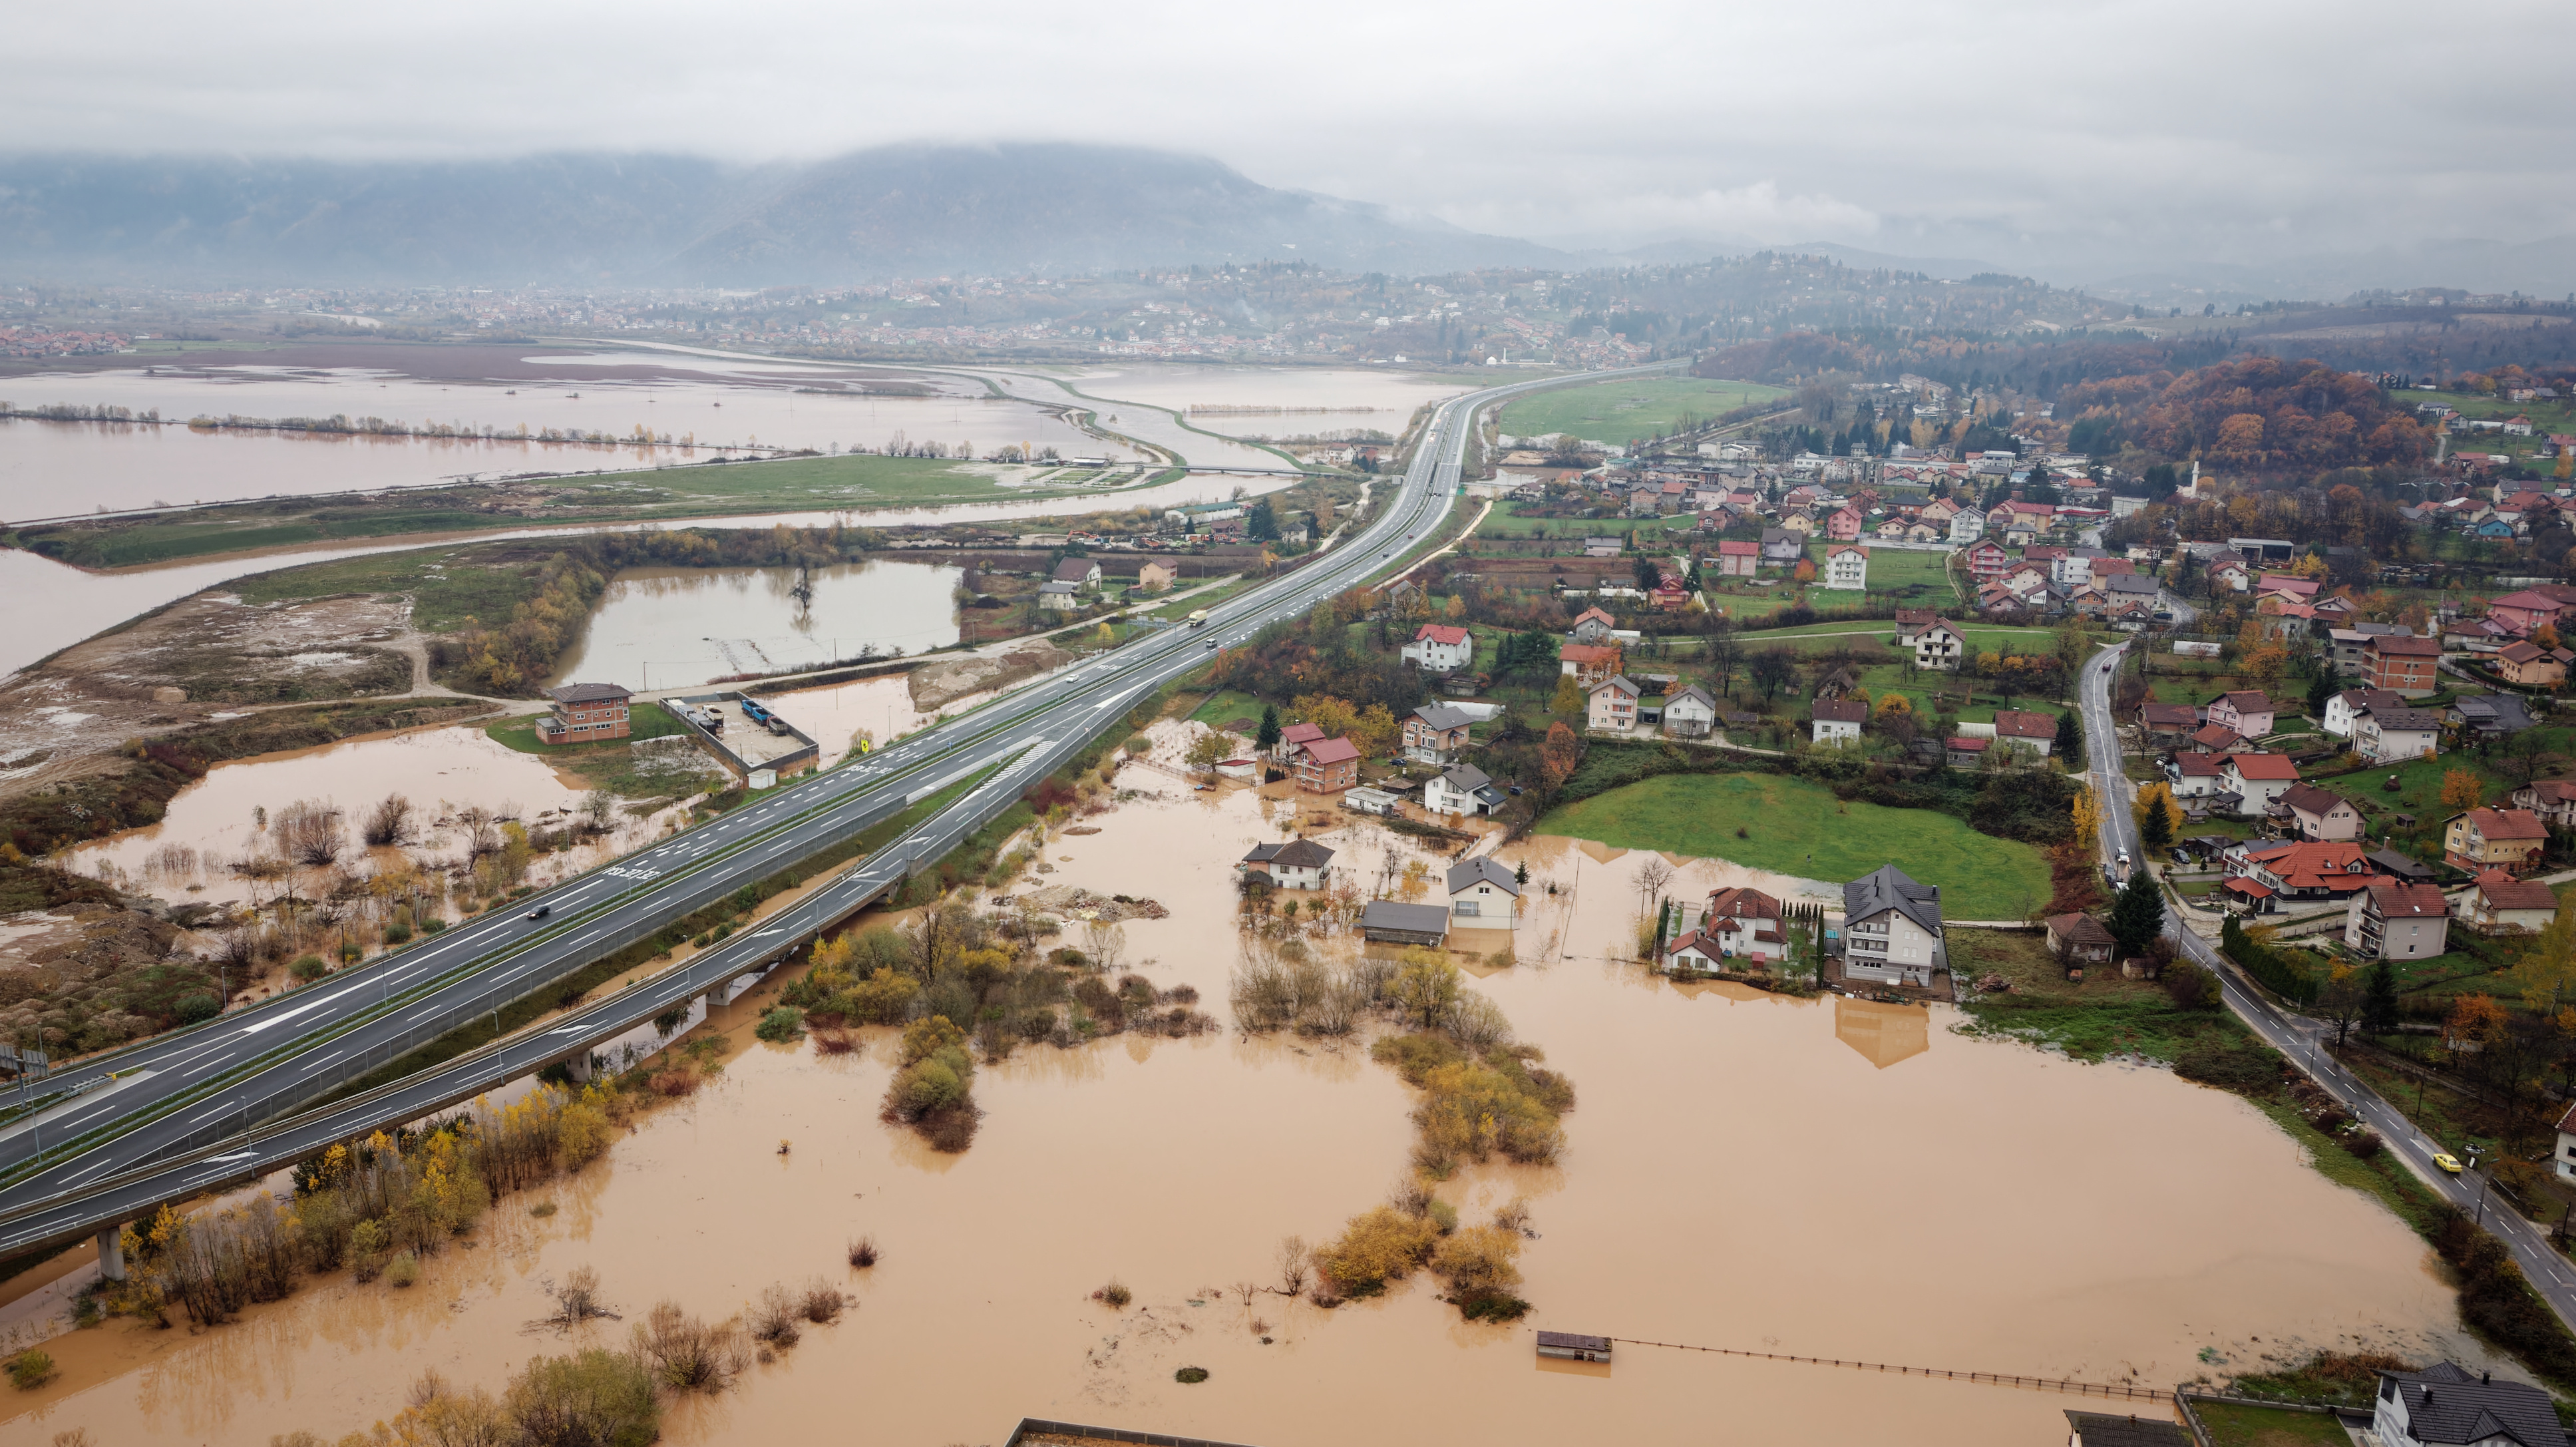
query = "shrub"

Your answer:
(1095, 1280), (1133, 1309)
(291, 954), (328, 982)
(386, 1253), (421, 1288)
(748, 1285), (801, 1348)
(1312, 1207), (1439, 1297)
(846, 1235), (879, 1269)
(420, 918), (447, 934)
(2173, 1035), (2281, 1097)
(2342, 1128), (2384, 1160)
(1431, 1225), (1524, 1305)
(797, 1277), (843, 1324)
(502, 1348), (659, 1447)
(753, 1007), (805, 1044)
(632, 1300), (749, 1391)
(6, 1350), (53, 1390)
(382, 922), (413, 946)
(1175, 1366), (1210, 1384)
